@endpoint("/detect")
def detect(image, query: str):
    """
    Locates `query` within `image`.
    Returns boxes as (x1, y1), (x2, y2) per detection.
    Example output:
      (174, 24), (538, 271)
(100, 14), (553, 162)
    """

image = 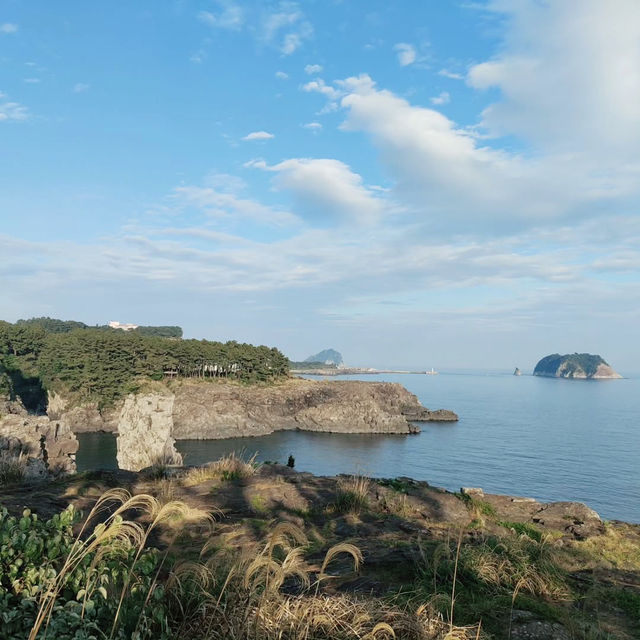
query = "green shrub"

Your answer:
(0, 504), (167, 639)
